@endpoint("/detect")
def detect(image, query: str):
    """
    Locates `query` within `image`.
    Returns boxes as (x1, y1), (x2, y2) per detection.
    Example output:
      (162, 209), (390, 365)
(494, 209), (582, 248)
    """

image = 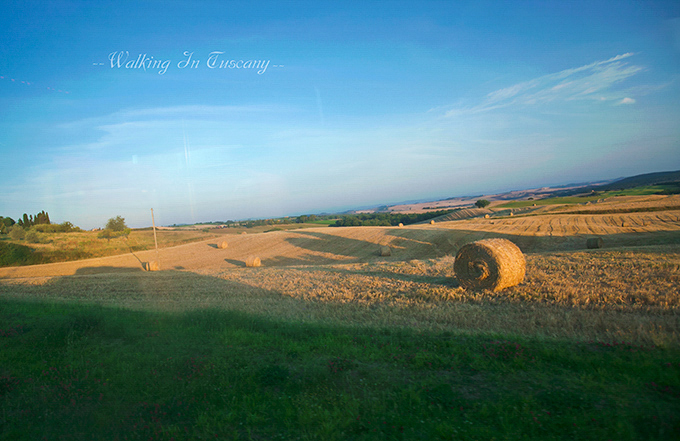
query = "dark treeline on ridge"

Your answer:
(332, 210), (454, 227)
